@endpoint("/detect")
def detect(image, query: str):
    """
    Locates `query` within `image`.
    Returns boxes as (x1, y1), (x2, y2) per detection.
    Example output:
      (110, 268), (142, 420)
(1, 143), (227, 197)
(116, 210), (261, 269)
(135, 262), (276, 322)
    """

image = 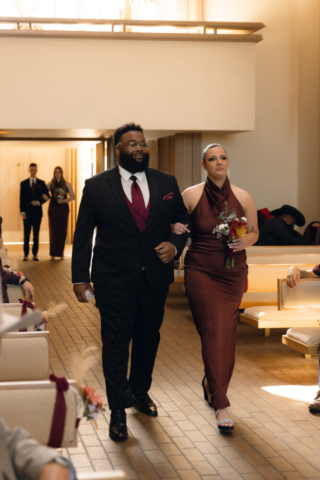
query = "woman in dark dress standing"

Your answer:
(46, 167), (75, 260)
(173, 144), (258, 431)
